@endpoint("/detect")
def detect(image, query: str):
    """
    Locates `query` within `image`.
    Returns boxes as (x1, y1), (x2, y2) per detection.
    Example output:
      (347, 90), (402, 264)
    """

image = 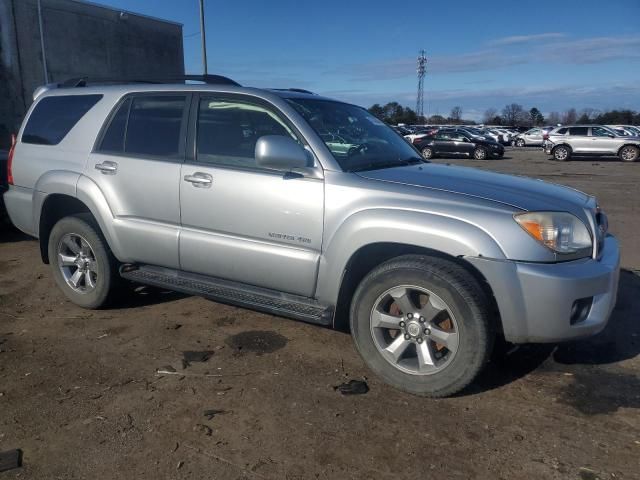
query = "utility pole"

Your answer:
(416, 50), (427, 120)
(199, 0), (208, 74)
(37, 0), (49, 83)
